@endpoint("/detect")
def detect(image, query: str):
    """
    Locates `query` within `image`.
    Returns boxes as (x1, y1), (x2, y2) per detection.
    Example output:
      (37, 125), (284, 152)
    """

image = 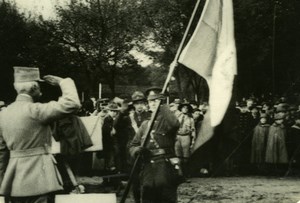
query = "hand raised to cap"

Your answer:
(43, 75), (63, 86)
